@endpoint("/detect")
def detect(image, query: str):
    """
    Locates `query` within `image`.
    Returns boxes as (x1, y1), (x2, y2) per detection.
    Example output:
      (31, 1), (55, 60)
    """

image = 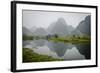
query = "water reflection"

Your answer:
(23, 39), (91, 60)
(63, 47), (85, 60)
(47, 42), (75, 57)
(76, 44), (91, 59)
